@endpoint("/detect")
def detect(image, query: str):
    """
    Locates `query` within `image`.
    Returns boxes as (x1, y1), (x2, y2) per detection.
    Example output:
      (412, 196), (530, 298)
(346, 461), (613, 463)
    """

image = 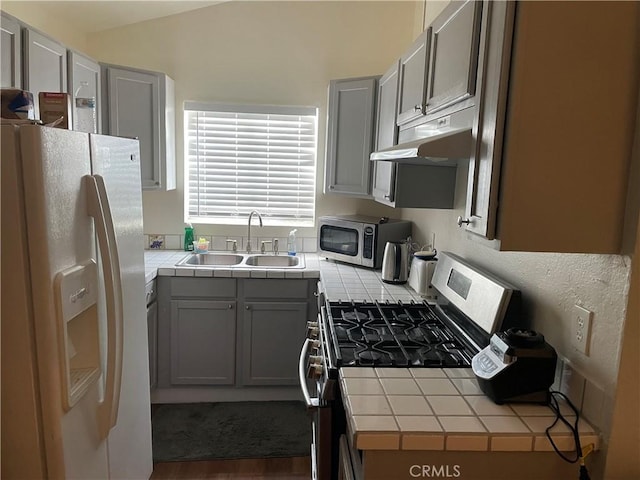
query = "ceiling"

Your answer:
(13, 1), (226, 34)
